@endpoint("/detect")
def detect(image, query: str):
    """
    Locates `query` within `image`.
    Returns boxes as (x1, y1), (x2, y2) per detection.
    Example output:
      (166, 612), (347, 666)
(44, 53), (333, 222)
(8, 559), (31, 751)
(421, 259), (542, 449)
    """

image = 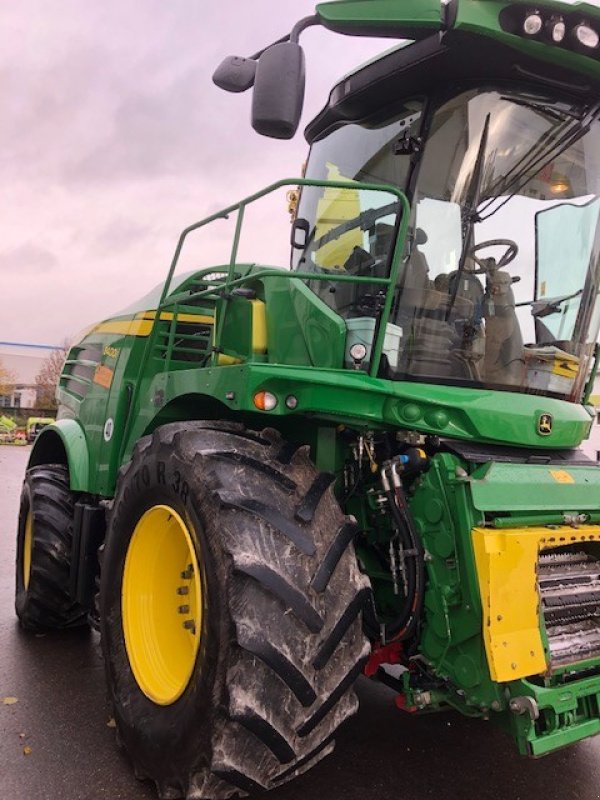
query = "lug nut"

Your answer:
(181, 564), (194, 580)
(183, 620), (196, 634)
(178, 605), (190, 614)
(176, 586), (189, 595)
